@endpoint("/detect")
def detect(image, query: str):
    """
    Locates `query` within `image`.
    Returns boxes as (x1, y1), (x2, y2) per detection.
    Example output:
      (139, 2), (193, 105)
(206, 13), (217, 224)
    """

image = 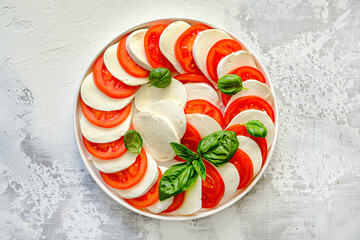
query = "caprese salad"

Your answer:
(78, 20), (276, 216)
